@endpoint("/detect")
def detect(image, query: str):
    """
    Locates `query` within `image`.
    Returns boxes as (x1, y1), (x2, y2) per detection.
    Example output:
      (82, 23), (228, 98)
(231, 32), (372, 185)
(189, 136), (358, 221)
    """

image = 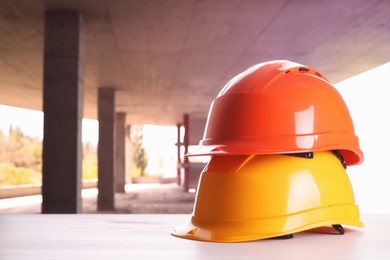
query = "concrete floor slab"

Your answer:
(0, 183), (195, 214)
